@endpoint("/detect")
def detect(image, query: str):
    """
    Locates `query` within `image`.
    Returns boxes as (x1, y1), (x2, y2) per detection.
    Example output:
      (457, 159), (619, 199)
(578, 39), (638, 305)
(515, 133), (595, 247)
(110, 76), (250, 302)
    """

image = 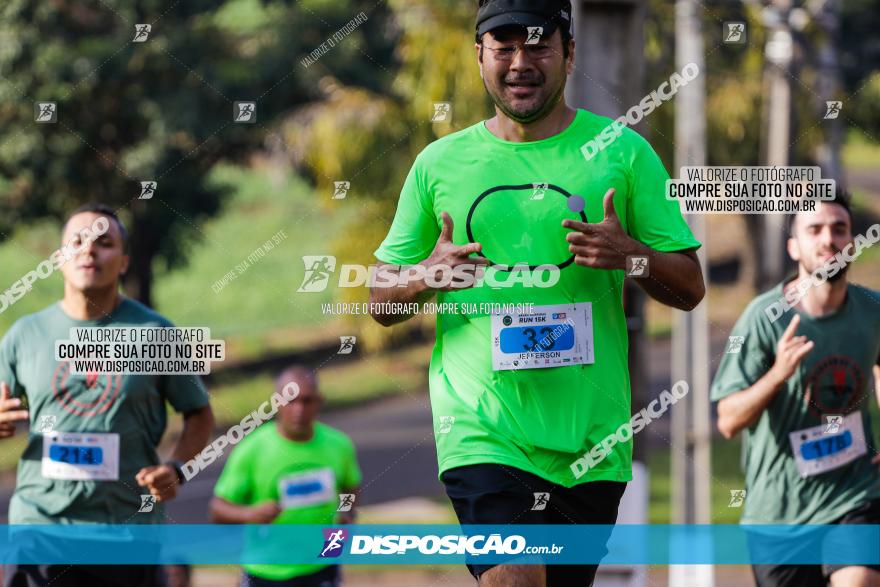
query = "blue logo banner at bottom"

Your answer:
(0, 524), (878, 565)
